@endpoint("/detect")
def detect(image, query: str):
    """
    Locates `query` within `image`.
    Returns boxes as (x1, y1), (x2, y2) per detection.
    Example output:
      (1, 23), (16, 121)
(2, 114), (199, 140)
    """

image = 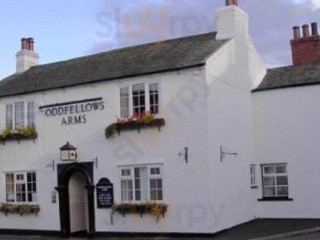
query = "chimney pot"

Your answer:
(293, 26), (300, 39)
(302, 24), (310, 38)
(21, 38), (28, 50)
(27, 38), (35, 51)
(311, 22), (318, 36)
(226, 0), (238, 6)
